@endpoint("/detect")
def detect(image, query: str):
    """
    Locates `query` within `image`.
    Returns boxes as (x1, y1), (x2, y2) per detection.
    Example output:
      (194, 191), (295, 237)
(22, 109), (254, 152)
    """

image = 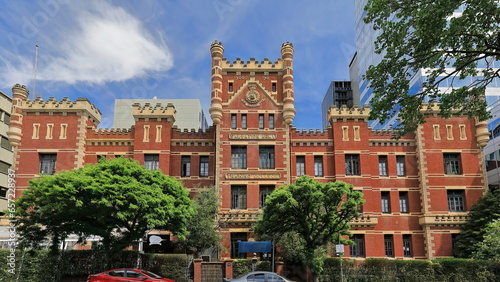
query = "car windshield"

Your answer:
(142, 270), (162, 278)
